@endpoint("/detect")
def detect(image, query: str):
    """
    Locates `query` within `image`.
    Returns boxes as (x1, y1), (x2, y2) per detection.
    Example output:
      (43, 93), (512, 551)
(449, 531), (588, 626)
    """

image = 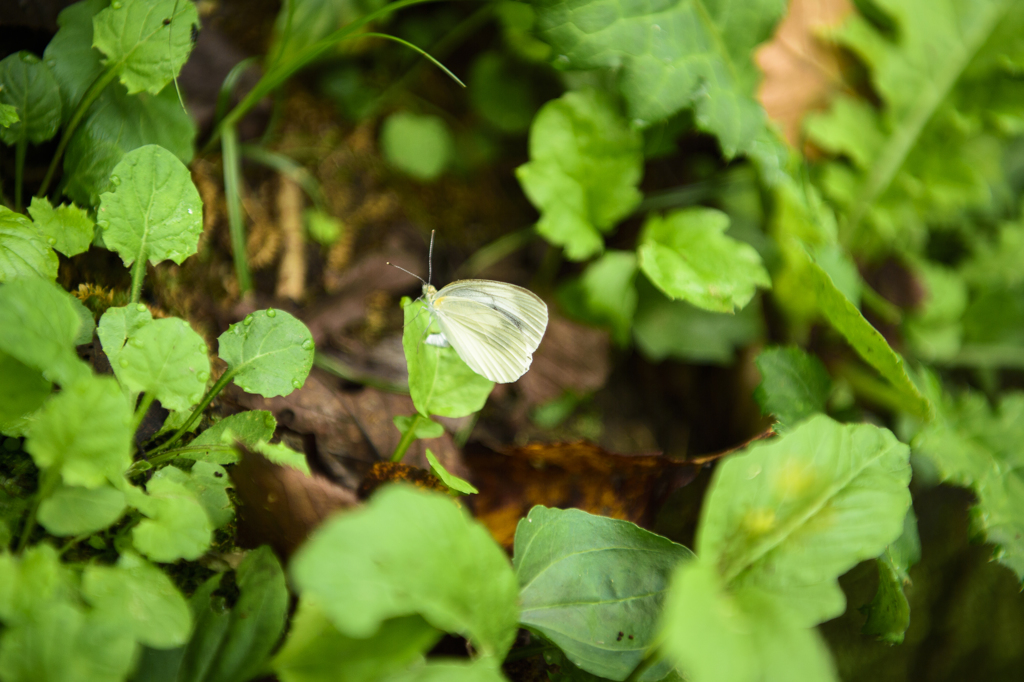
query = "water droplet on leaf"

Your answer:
(266, 309), (277, 318)
(197, 371), (209, 382)
(130, 337), (143, 348)
(301, 339), (314, 350)
(136, 303), (147, 312)
(291, 379), (302, 389)
(243, 315), (253, 326)
(190, 393), (201, 403)
(47, 237), (56, 245)
(119, 359), (129, 368)
(110, 175), (121, 186)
